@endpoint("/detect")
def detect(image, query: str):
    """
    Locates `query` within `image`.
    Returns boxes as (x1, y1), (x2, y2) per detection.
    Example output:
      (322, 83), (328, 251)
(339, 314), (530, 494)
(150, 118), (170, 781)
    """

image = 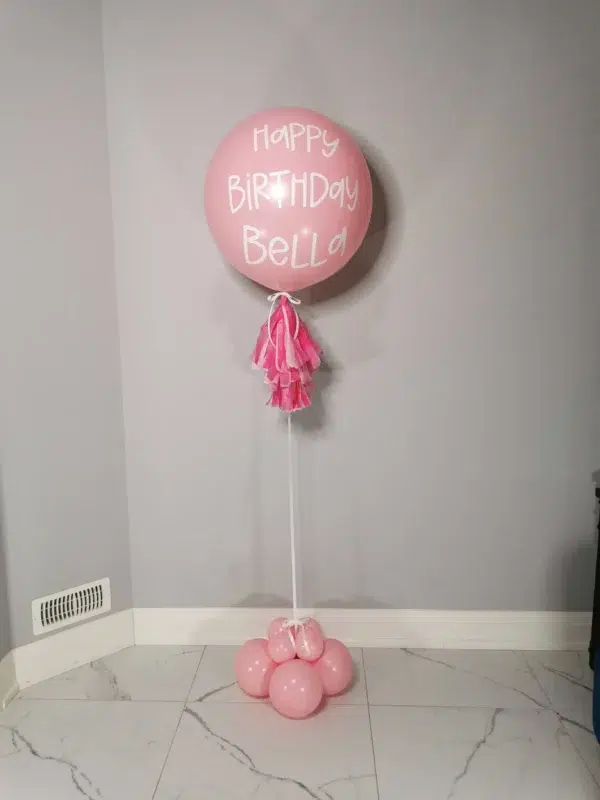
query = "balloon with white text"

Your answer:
(204, 107), (372, 292)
